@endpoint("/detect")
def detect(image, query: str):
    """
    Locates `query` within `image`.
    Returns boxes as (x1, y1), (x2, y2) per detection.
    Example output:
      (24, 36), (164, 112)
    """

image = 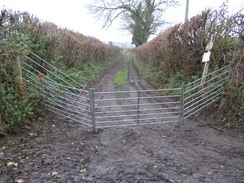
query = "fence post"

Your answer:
(89, 90), (96, 132)
(179, 84), (186, 125)
(137, 91), (140, 124)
